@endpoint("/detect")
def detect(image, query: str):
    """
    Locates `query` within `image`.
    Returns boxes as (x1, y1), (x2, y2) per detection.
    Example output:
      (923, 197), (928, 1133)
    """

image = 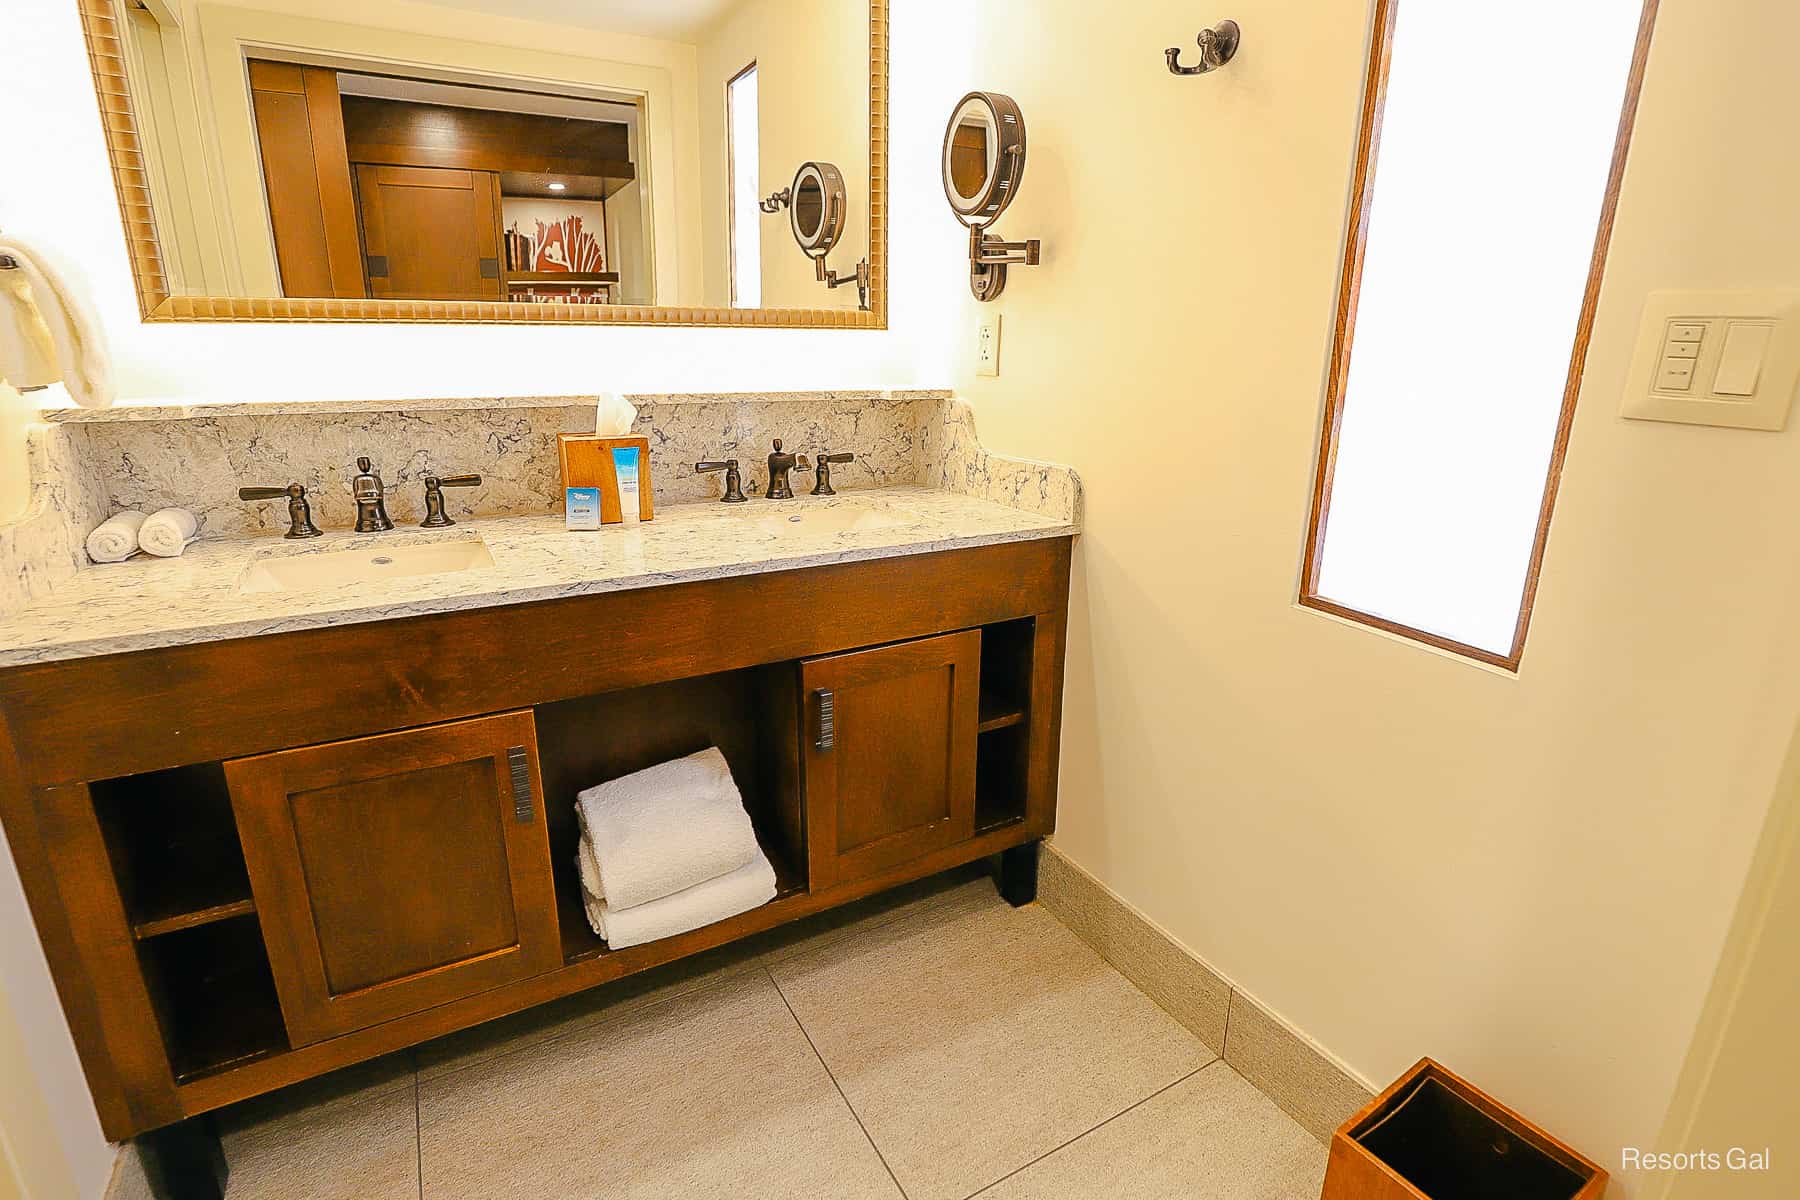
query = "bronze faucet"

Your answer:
(812, 452), (854, 496)
(695, 459), (748, 503)
(238, 483), (323, 539)
(765, 440), (811, 500)
(420, 474), (482, 527)
(351, 457), (395, 533)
